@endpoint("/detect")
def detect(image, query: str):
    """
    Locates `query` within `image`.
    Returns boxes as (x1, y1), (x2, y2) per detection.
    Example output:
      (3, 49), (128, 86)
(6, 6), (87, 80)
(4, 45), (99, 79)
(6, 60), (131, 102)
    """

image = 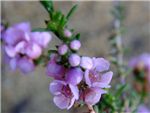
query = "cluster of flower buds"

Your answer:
(46, 28), (113, 109)
(1, 22), (52, 74)
(129, 53), (150, 93)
